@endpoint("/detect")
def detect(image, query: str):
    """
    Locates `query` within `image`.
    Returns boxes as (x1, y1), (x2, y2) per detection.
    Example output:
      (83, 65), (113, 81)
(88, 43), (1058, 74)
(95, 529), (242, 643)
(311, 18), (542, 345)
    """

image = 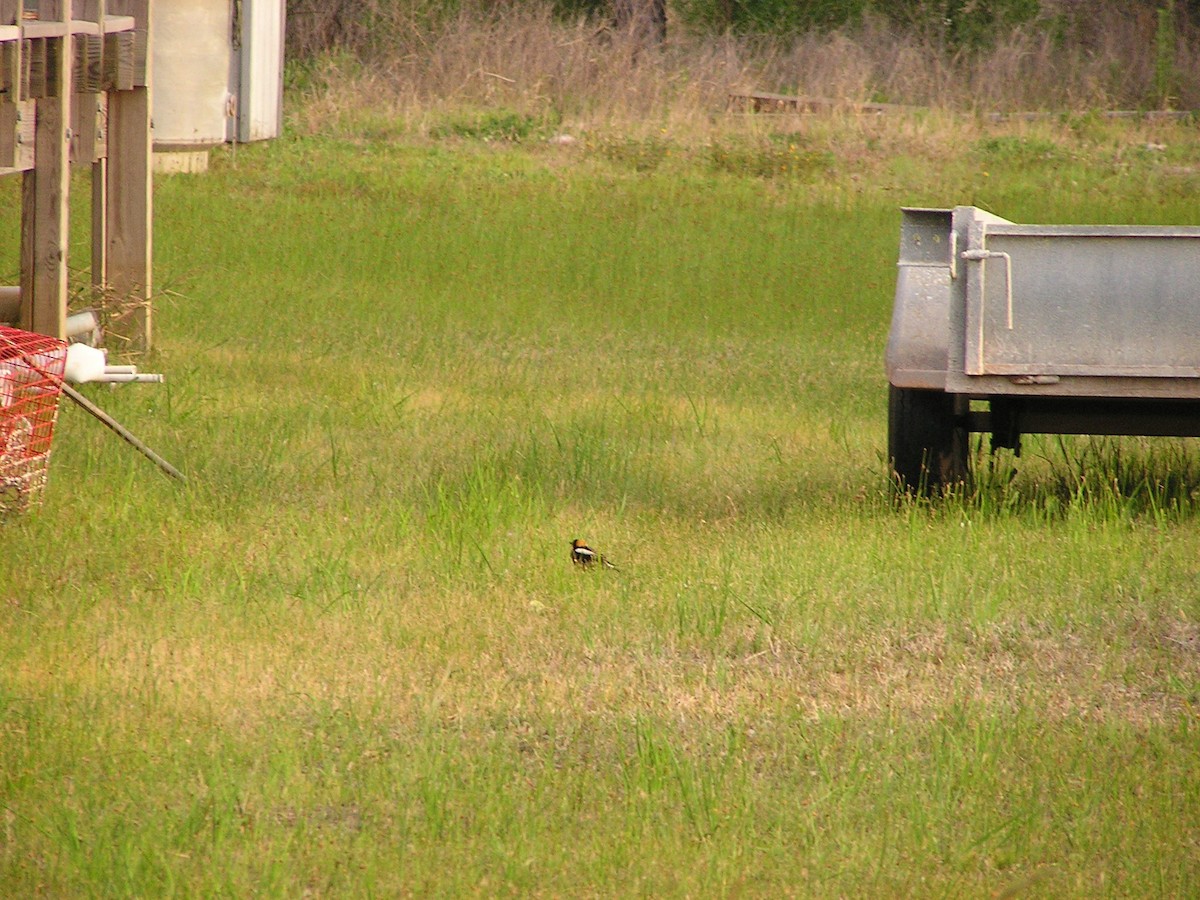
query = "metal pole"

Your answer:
(60, 383), (186, 483)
